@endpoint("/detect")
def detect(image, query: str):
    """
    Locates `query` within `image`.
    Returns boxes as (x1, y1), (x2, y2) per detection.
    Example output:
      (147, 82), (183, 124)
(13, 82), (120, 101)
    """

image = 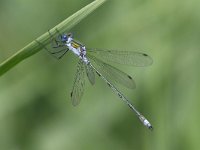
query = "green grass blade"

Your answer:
(0, 0), (106, 76)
